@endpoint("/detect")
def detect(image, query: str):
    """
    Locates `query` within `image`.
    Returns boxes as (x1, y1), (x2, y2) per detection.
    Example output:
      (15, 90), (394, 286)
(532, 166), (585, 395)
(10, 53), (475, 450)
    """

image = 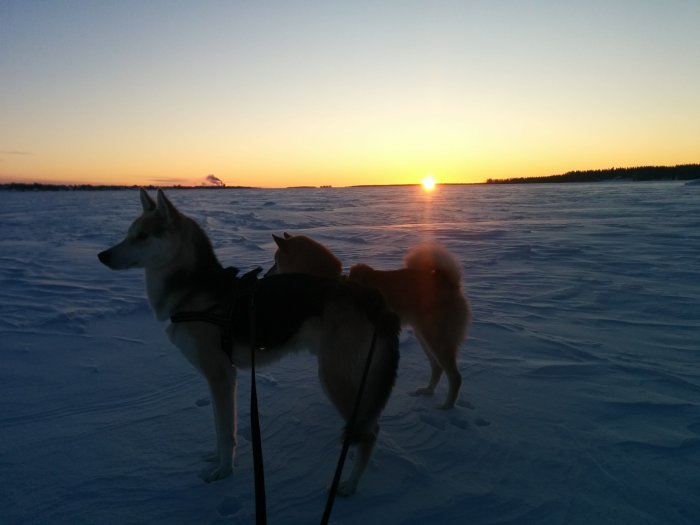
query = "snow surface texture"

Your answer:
(1, 183), (699, 524)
